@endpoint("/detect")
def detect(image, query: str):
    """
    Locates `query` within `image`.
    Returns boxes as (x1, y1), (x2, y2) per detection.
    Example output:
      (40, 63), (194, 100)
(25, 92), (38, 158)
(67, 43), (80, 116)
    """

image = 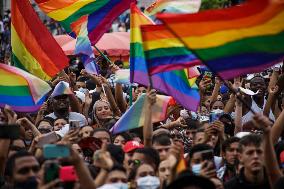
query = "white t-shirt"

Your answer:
(242, 97), (275, 125)
(46, 112), (87, 127)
